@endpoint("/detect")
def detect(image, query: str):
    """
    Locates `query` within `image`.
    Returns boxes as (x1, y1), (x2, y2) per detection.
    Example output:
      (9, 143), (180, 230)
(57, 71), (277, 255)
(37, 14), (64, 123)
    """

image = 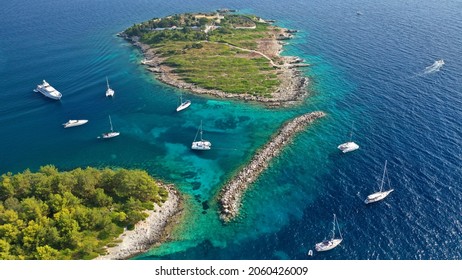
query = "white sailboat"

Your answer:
(105, 76), (114, 97)
(315, 214), (343, 252)
(338, 122), (359, 153)
(191, 121), (211, 150)
(365, 160), (394, 204)
(176, 94), (191, 112)
(100, 115), (120, 139)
